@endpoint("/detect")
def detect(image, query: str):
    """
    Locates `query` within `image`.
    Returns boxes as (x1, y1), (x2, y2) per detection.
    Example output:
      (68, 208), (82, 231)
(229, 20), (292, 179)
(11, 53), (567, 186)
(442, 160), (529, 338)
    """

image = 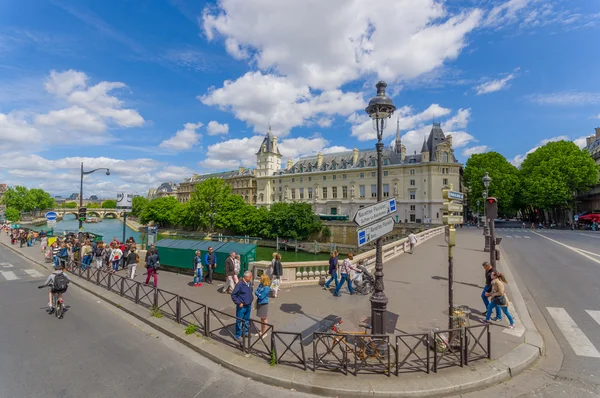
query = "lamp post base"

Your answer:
(484, 235), (491, 252)
(370, 293), (388, 335)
